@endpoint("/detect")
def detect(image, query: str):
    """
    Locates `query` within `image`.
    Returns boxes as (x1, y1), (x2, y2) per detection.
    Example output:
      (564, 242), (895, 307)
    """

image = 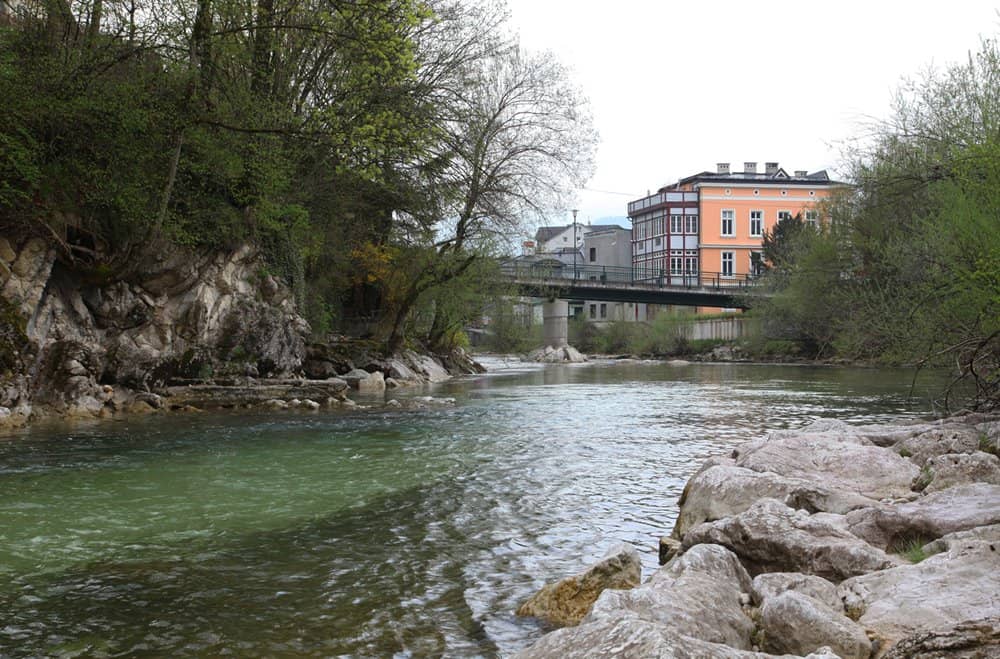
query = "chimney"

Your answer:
(744, 161), (757, 174)
(794, 170), (808, 177)
(717, 162), (730, 175)
(765, 162), (780, 175)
